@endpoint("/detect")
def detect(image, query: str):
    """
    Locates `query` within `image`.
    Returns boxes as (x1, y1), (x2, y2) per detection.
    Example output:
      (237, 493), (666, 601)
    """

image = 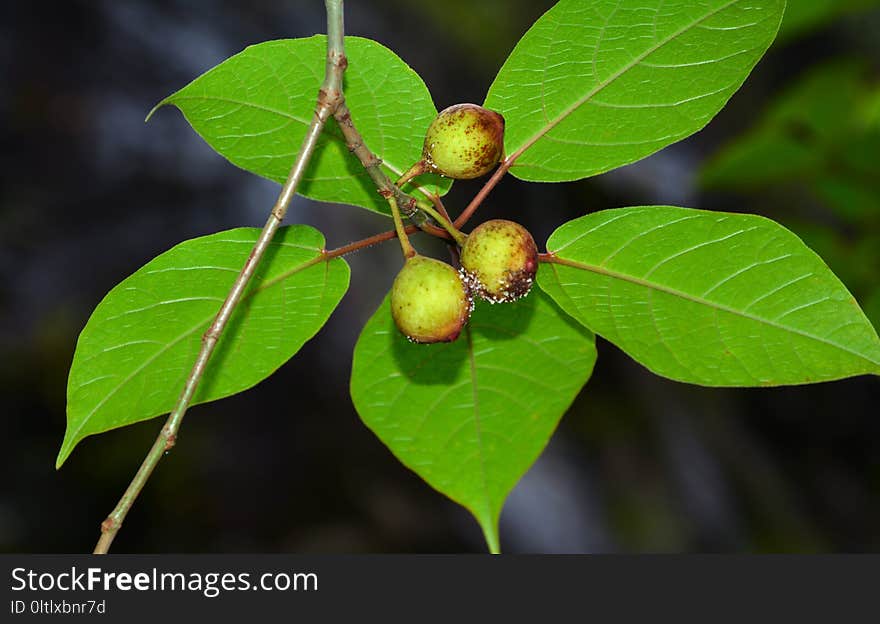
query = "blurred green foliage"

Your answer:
(777, 0), (880, 42)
